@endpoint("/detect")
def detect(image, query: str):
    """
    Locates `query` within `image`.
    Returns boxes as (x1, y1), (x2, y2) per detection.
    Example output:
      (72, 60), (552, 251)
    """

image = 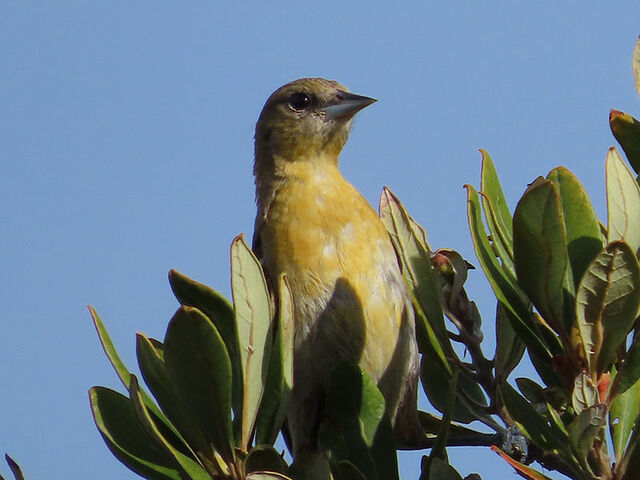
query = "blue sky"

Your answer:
(2, 3), (640, 479)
